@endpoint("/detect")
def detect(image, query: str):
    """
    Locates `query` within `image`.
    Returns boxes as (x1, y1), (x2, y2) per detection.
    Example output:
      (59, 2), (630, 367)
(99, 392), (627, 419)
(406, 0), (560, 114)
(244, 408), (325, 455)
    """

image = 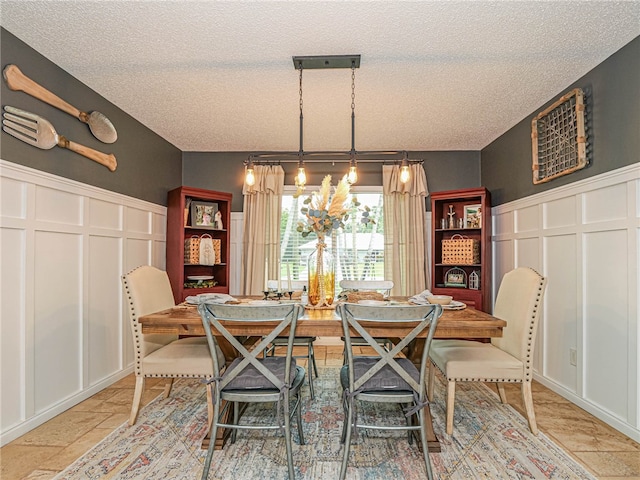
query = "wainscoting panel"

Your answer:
(33, 230), (83, 413)
(88, 235), (123, 386)
(230, 212), (243, 296)
(0, 227), (26, 432)
(583, 229), (629, 419)
(492, 163), (640, 442)
(0, 160), (166, 446)
(543, 233), (578, 391)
